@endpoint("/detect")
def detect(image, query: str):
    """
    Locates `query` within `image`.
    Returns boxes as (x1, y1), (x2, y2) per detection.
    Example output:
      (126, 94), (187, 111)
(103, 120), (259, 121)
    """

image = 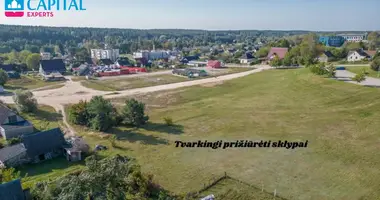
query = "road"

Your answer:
(0, 65), (272, 111)
(97, 70), (172, 80)
(335, 70), (380, 87)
